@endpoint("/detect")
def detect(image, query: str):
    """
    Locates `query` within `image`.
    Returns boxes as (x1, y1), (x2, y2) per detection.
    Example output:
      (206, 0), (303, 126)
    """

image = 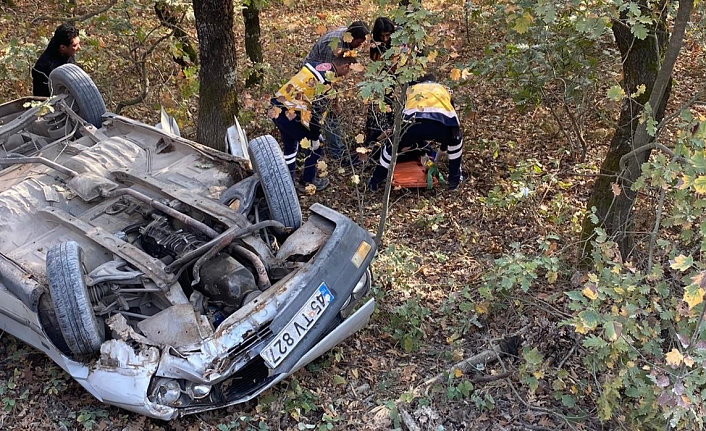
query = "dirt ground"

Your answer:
(1, 0), (704, 430)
